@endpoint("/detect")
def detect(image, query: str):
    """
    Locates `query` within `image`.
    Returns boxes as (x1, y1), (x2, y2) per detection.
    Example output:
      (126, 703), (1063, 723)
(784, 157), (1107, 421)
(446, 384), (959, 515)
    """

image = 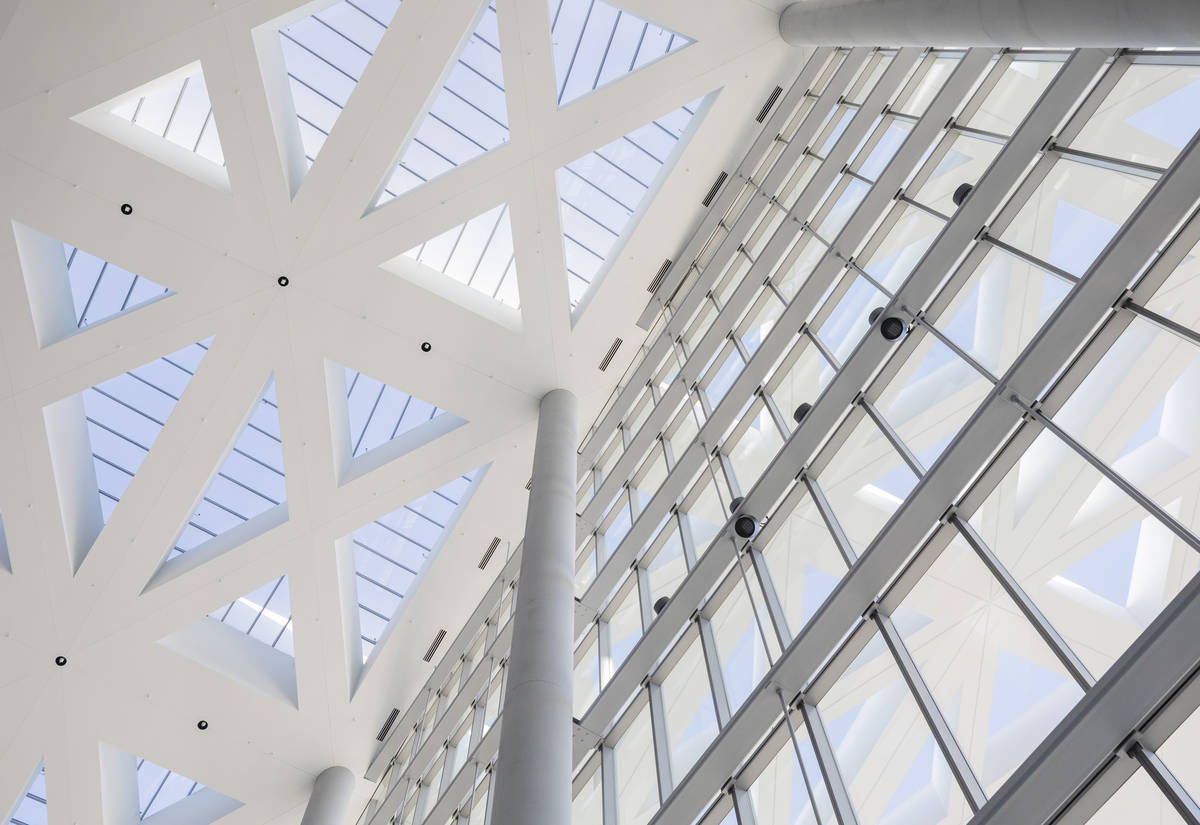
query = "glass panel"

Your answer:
(603, 493), (634, 558)
(1080, 769), (1186, 825)
(749, 726), (835, 825)
(667, 396), (703, 463)
(768, 336), (837, 432)
(895, 535), (1084, 792)
(914, 134), (1002, 216)
(897, 55), (961, 116)
(683, 470), (731, 554)
(760, 492), (848, 640)
(861, 206), (944, 293)
(965, 59), (1063, 135)
(873, 330), (993, 467)
(645, 521), (689, 606)
(740, 290), (787, 357)
(816, 415), (919, 555)
(998, 158), (1155, 278)
(1144, 235), (1200, 326)
(818, 177), (872, 238)
(775, 232), (828, 300)
(575, 632), (601, 716)
(573, 766), (605, 825)
(1158, 698), (1200, 804)
(608, 583), (644, 673)
(613, 702), (660, 825)
(726, 404), (786, 493)
(934, 246), (1071, 377)
(967, 429), (1198, 678)
(1073, 63), (1200, 169)
(660, 637), (720, 781)
(855, 120), (915, 182)
(816, 632), (971, 825)
(816, 271), (889, 364)
(711, 574), (773, 711)
(704, 348), (745, 408)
